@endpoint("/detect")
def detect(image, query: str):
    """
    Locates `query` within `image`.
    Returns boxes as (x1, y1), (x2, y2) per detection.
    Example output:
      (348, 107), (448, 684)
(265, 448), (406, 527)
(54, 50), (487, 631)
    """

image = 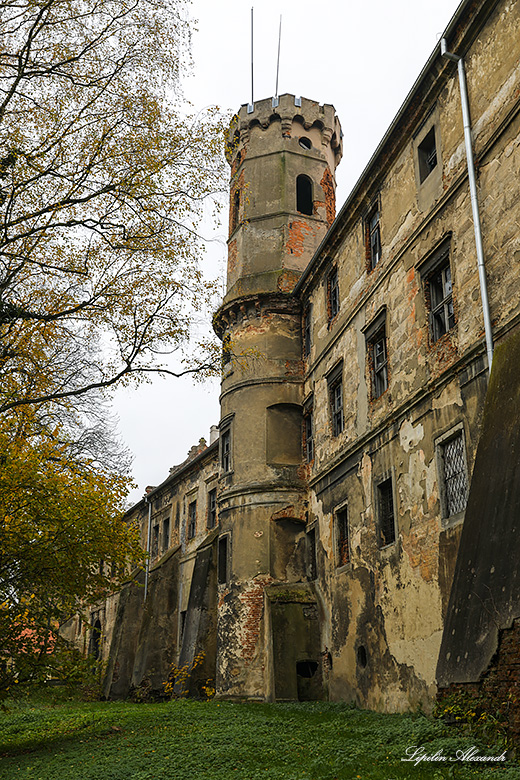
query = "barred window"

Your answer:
(440, 433), (468, 517)
(377, 478), (396, 547)
(336, 507), (349, 566)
